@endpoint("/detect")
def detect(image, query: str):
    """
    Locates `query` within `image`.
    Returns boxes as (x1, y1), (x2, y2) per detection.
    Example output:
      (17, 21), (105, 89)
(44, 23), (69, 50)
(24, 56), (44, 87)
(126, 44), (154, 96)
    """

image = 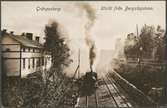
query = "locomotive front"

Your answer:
(78, 69), (98, 96)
